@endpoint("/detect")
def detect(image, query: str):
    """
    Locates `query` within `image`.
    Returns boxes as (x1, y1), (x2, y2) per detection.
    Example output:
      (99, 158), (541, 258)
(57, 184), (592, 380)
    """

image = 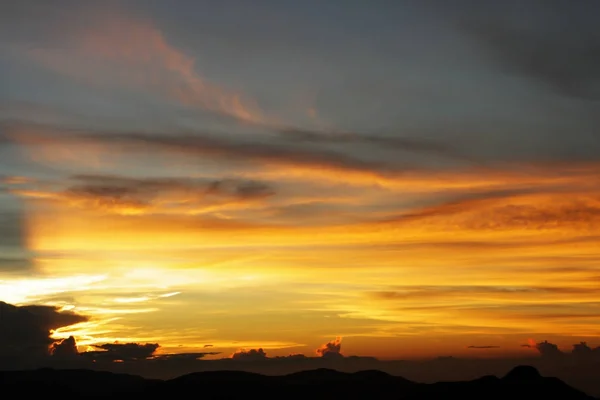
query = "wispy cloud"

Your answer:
(27, 10), (265, 124)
